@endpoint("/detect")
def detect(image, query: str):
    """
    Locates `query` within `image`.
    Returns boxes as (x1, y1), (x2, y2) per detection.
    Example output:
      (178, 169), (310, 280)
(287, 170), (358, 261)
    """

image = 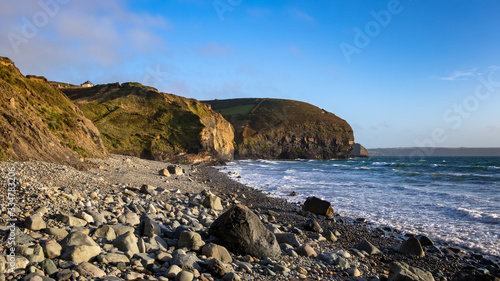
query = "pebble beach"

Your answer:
(1, 155), (499, 281)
